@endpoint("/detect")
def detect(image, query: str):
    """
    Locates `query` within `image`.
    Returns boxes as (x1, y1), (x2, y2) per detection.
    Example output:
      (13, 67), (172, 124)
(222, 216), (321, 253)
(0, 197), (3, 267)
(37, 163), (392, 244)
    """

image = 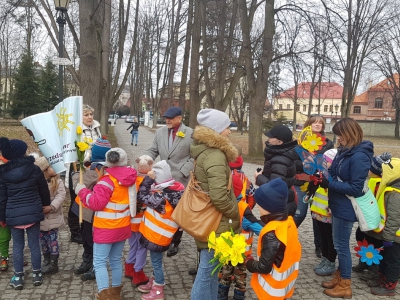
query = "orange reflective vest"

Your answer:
(131, 176), (145, 232)
(310, 188), (329, 217)
(373, 186), (400, 235)
(139, 195), (179, 246)
(251, 216), (301, 300)
(93, 175), (131, 230)
(238, 201), (254, 256)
